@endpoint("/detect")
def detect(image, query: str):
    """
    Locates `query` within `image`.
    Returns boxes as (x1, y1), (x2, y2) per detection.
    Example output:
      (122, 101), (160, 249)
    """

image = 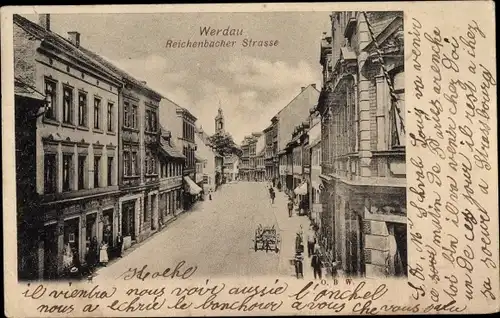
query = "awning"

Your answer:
(294, 182), (308, 195)
(184, 176), (202, 195)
